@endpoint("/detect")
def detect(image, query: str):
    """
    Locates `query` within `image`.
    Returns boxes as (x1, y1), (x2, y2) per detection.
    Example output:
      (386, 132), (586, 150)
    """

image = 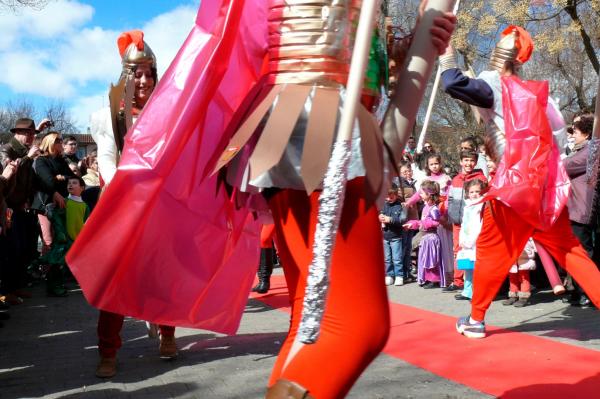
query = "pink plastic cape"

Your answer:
(485, 76), (570, 231)
(66, 0), (269, 334)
